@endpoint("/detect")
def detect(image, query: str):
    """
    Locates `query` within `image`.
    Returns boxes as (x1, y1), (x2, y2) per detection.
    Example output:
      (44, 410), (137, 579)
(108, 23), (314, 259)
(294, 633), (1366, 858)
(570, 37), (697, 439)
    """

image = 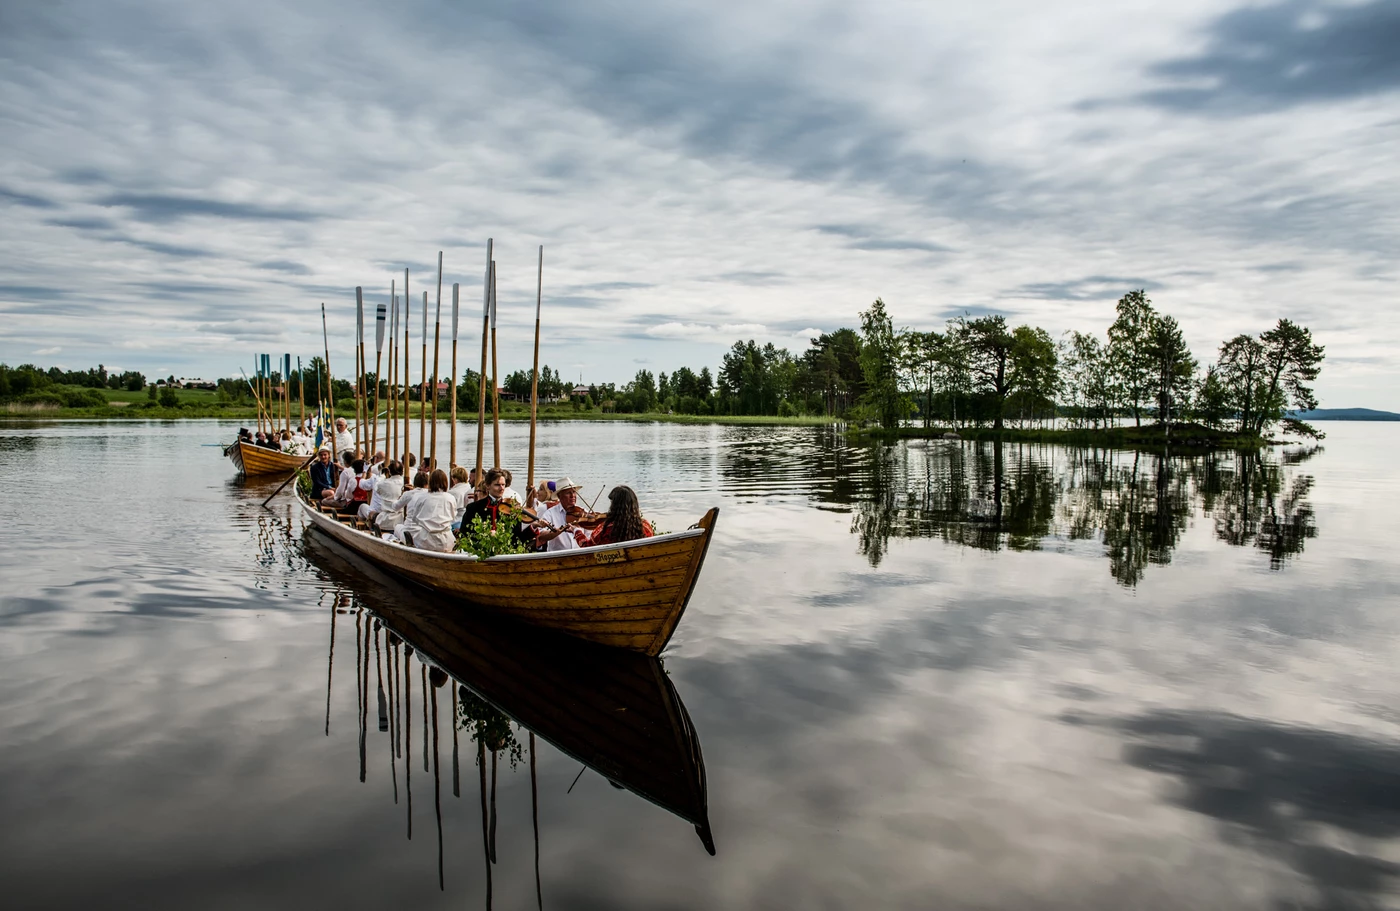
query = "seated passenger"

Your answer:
(448, 467), (473, 531)
(405, 469), (457, 553)
(359, 460), (404, 527)
(527, 477), (581, 552)
(309, 447), (337, 499)
(460, 468), (511, 530)
(324, 454), (361, 510)
(573, 485), (654, 547)
(388, 471), (430, 543)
